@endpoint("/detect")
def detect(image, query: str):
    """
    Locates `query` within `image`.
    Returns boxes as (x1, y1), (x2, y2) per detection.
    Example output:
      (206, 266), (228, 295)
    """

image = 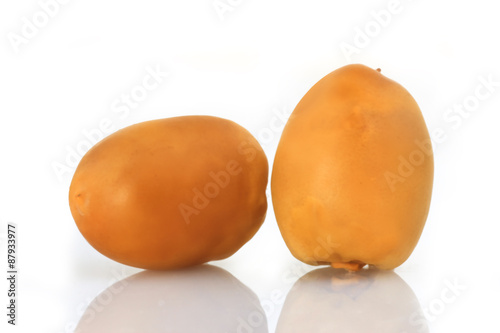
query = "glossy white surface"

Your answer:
(1, 0), (500, 332)
(75, 265), (268, 333)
